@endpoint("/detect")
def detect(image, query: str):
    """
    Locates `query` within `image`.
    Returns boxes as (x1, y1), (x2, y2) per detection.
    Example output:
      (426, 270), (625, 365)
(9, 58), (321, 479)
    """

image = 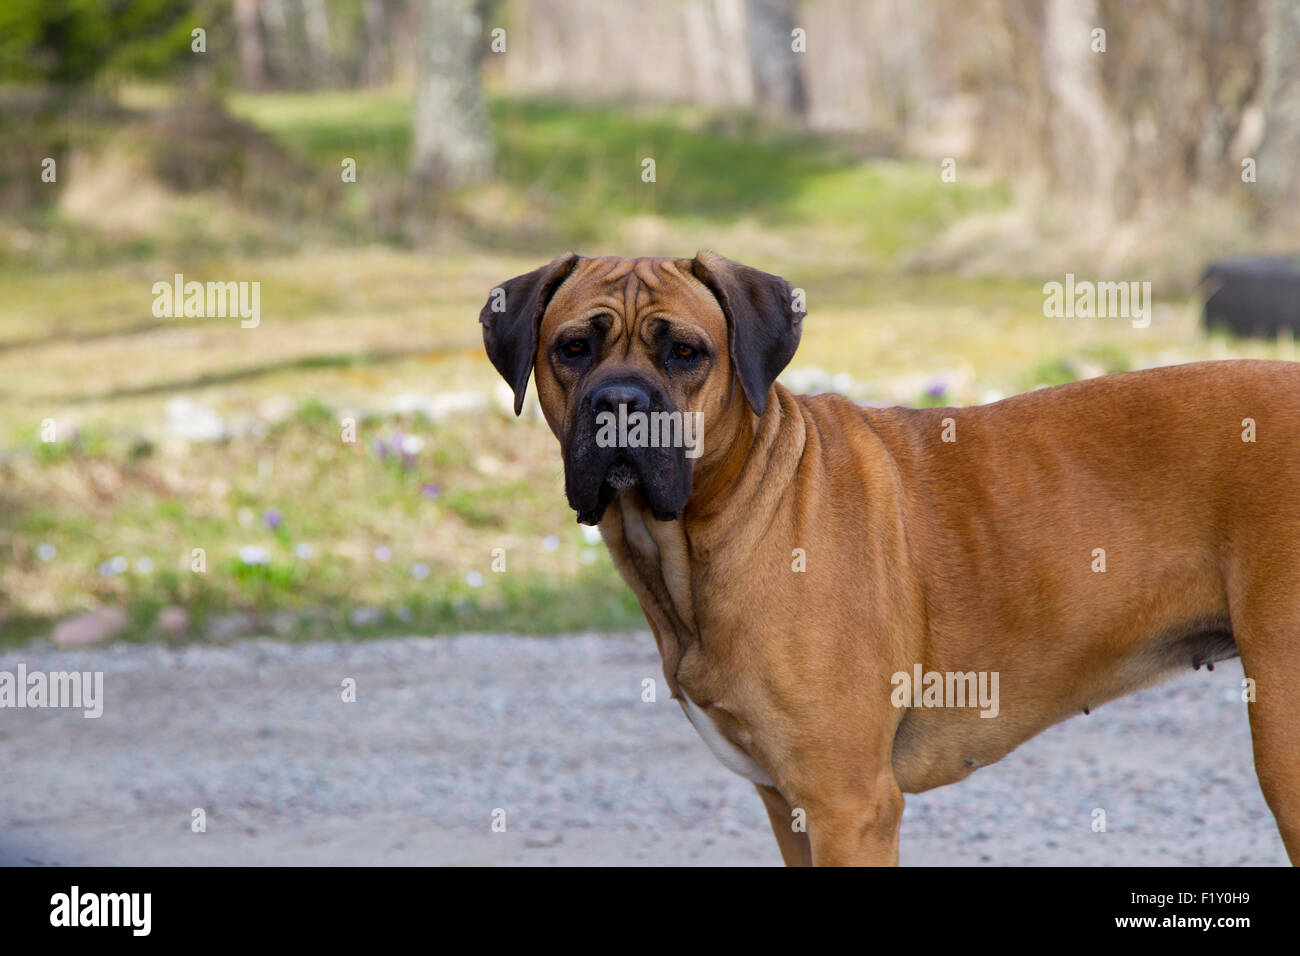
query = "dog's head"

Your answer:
(480, 252), (802, 524)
